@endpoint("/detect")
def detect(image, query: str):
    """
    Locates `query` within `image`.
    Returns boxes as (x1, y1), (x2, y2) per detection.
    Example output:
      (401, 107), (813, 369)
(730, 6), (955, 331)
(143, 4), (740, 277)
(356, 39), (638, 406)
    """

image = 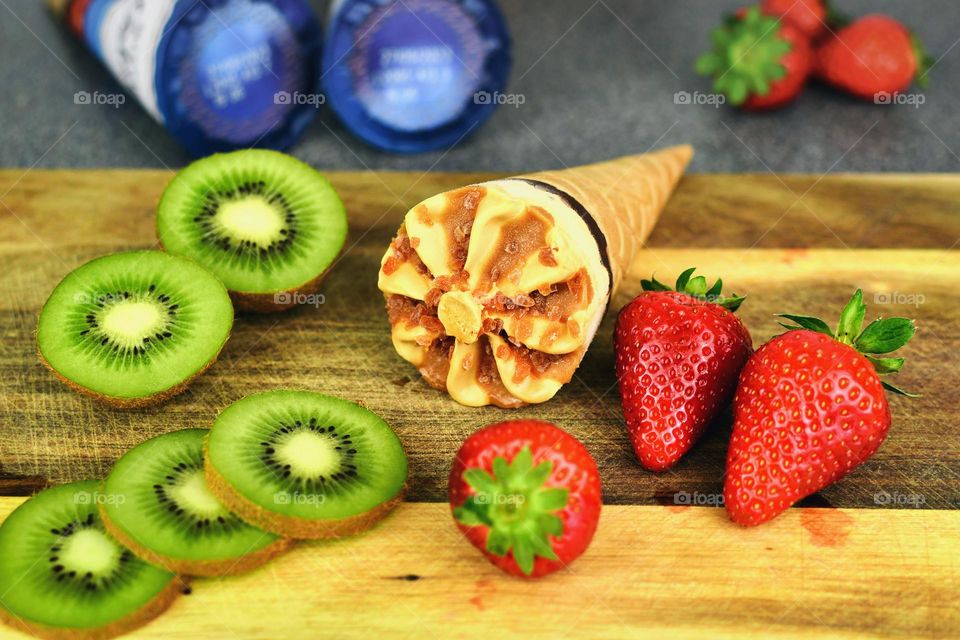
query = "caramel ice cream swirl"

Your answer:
(378, 180), (611, 408)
